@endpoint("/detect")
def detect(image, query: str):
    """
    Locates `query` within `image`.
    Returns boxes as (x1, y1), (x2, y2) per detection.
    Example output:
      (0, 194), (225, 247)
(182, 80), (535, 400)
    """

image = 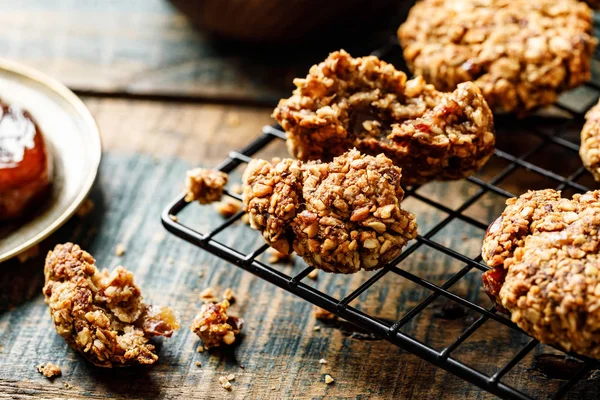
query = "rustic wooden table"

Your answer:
(1, 1), (599, 399)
